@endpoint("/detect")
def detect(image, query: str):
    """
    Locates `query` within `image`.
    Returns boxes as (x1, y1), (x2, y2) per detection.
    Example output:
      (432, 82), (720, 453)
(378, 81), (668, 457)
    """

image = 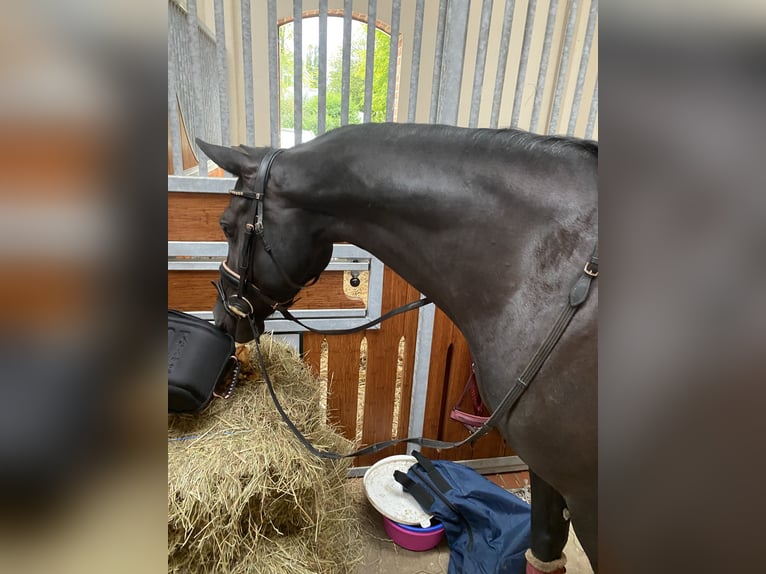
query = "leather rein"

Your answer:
(215, 149), (598, 460)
